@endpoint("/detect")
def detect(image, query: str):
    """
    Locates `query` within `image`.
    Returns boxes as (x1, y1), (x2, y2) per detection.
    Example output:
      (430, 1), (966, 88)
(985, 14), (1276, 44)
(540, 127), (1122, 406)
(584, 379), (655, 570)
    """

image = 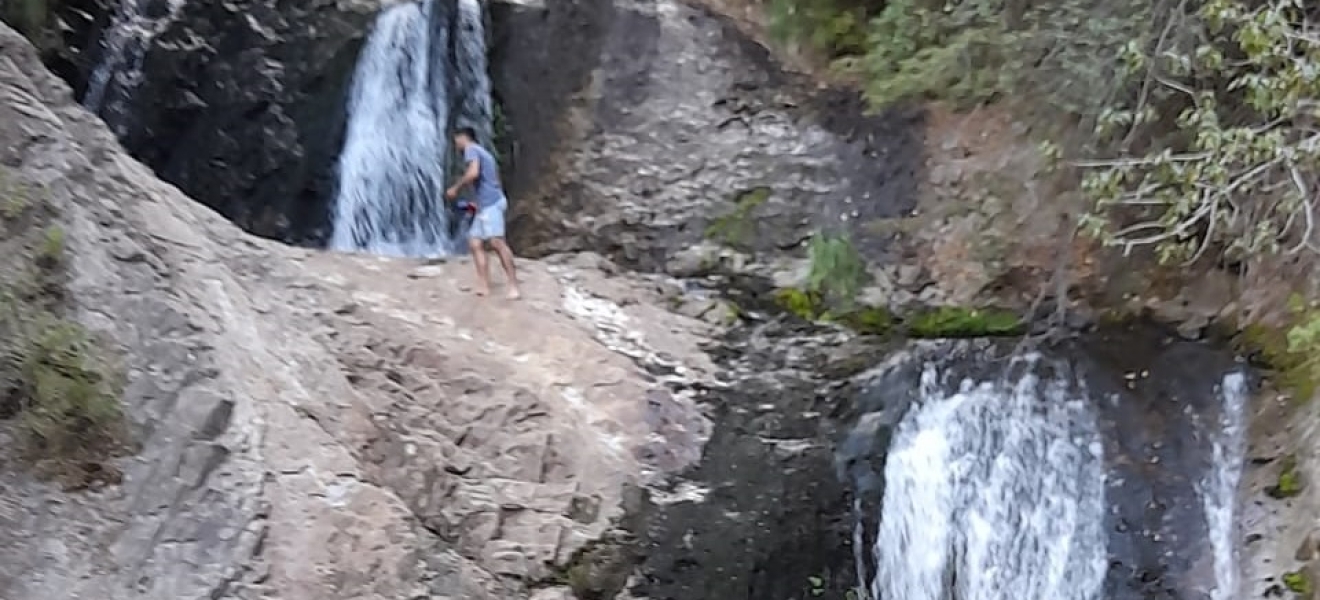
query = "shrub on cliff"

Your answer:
(770, 0), (1319, 268)
(0, 172), (128, 485)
